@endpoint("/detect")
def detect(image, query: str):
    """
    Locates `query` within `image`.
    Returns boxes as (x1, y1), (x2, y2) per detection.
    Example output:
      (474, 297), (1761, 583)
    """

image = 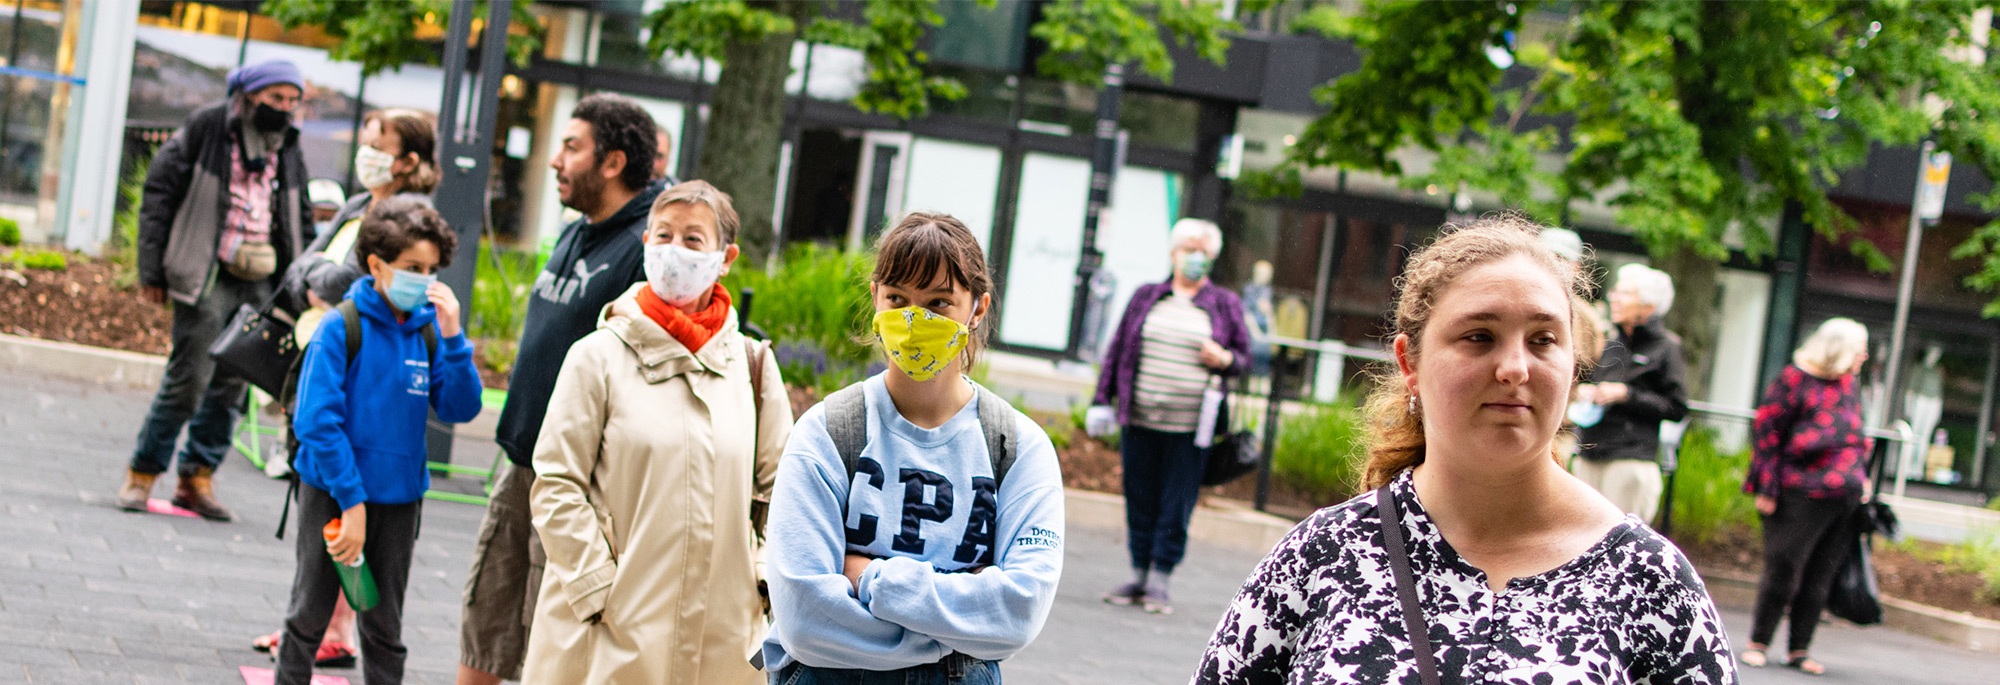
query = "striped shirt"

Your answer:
(1132, 293), (1214, 433)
